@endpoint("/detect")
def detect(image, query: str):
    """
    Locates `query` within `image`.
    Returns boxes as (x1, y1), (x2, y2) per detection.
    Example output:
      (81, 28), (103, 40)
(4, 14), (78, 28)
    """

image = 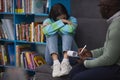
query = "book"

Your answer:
(0, 44), (10, 66)
(33, 54), (46, 67)
(0, 48), (4, 65)
(0, 0), (4, 12)
(0, 0), (14, 12)
(0, 22), (4, 39)
(16, 0), (24, 13)
(20, 51), (28, 69)
(16, 44), (32, 67)
(1, 19), (14, 40)
(25, 51), (35, 69)
(1, 21), (8, 39)
(7, 44), (15, 65)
